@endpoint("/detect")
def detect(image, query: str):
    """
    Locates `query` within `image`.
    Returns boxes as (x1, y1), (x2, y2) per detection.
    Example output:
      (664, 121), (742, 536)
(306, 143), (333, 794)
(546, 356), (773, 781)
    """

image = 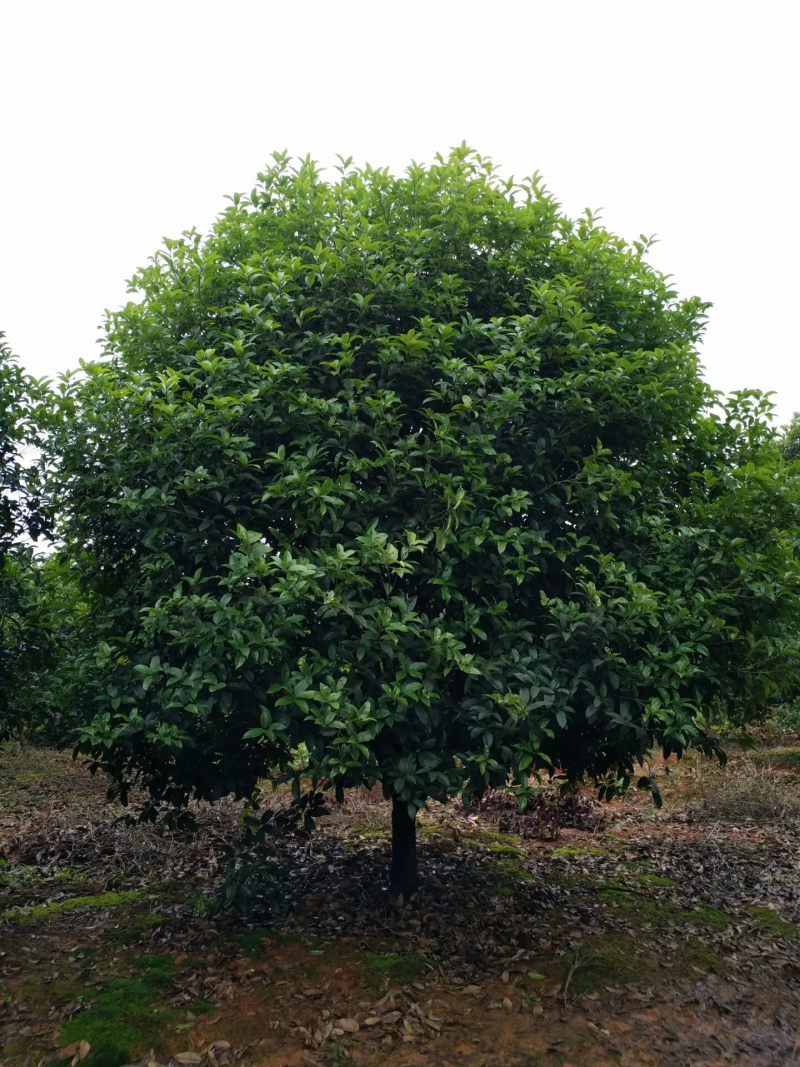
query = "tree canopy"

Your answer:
(47, 148), (800, 894)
